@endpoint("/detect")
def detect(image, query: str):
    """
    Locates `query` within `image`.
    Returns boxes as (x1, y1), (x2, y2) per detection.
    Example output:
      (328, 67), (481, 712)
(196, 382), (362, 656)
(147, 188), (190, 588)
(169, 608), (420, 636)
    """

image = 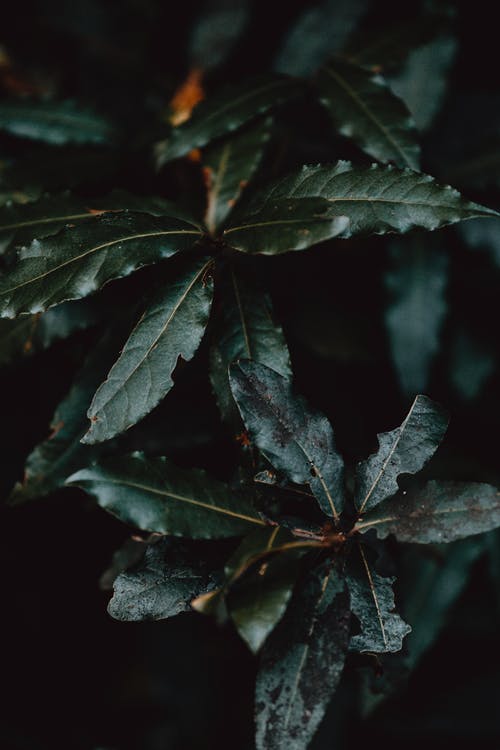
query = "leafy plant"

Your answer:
(2, 2), (500, 748)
